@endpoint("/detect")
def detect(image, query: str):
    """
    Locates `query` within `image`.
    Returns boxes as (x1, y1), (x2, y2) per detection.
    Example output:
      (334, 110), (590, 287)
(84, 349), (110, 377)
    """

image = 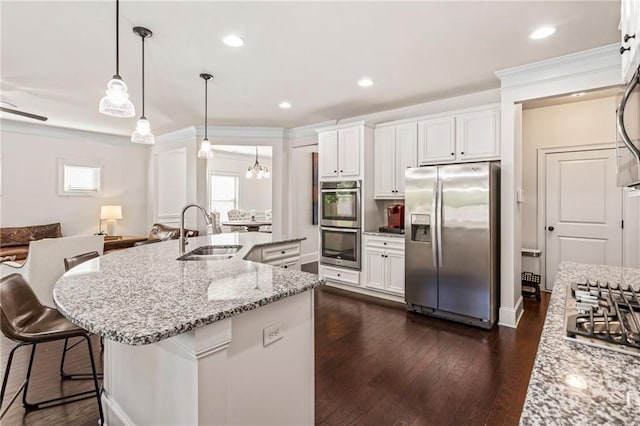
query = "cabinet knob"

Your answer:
(281, 250), (286, 254)
(624, 33), (636, 43)
(337, 273), (341, 277)
(548, 226), (555, 232)
(284, 265), (288, 268)
(383, 242), (387, 245)
(460, 151), (465, 155)
(340, 170), (343, 173)
(451, 152), (455, 156)
(334, 170), (337, 173)
(621, 46), (631, 55)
